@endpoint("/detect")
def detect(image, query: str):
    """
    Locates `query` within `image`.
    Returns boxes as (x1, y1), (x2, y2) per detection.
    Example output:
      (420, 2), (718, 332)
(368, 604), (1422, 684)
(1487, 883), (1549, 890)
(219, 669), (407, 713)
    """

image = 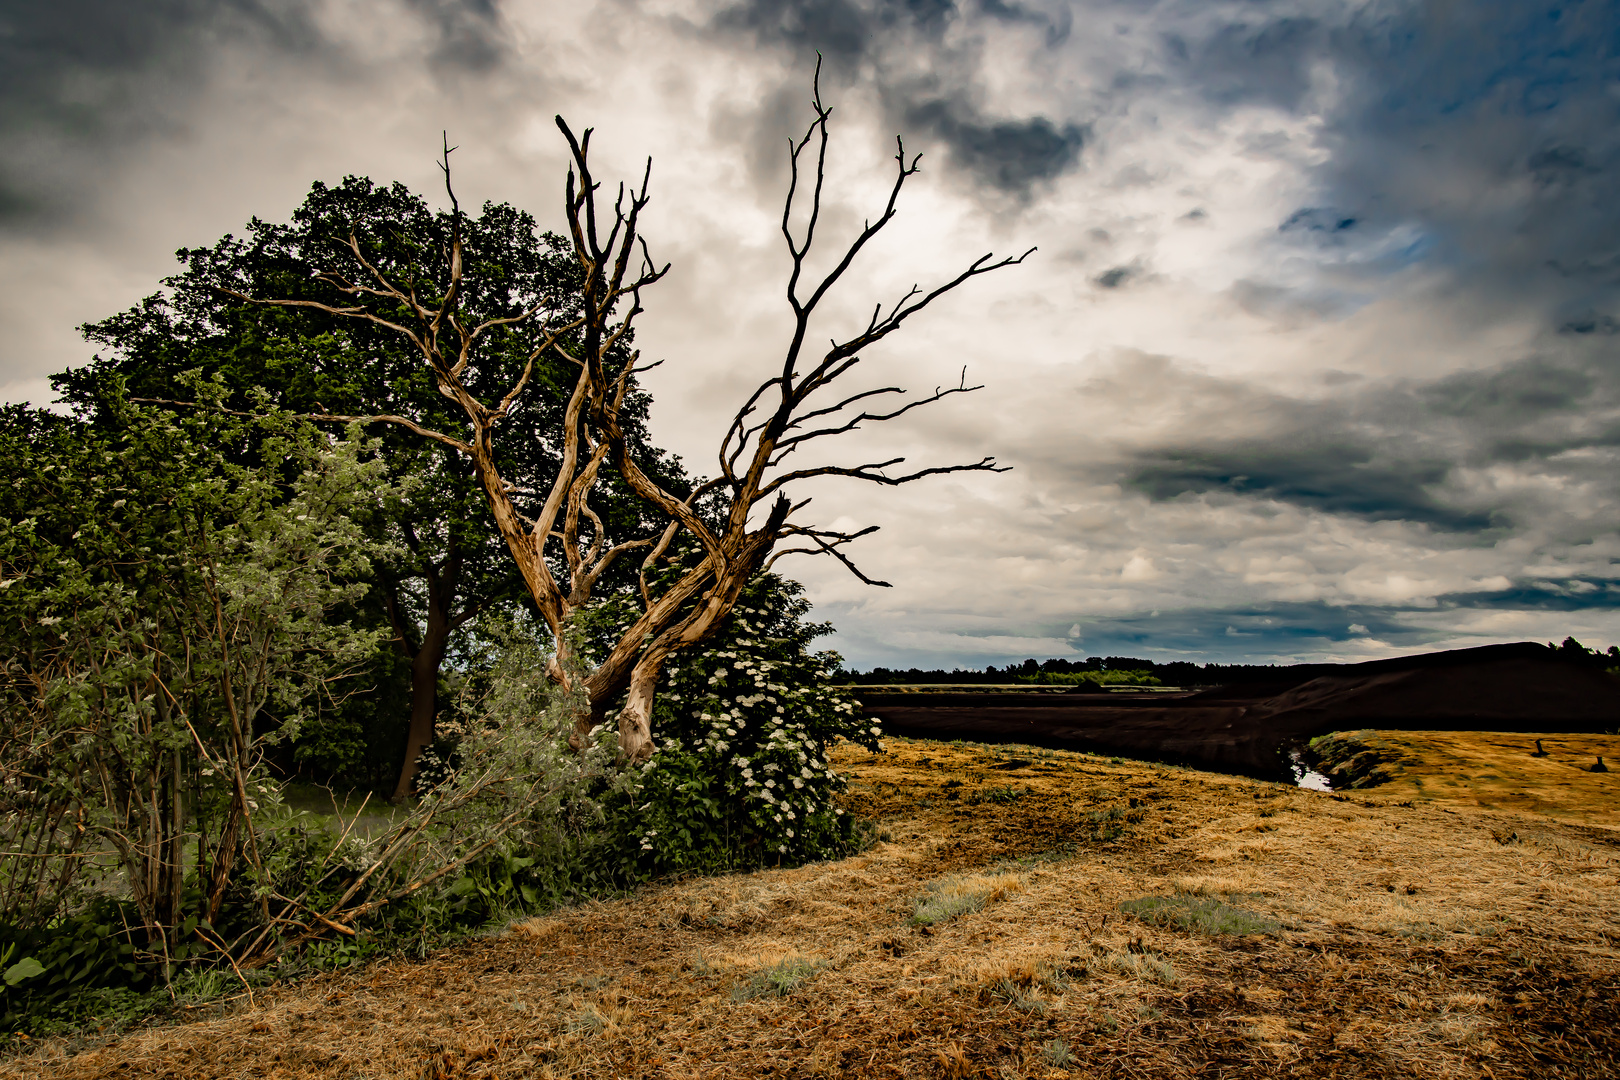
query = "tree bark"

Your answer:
(391, 611), (450, 802)
(385, 543), (462, 803)
(616, 663), (658, 763)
